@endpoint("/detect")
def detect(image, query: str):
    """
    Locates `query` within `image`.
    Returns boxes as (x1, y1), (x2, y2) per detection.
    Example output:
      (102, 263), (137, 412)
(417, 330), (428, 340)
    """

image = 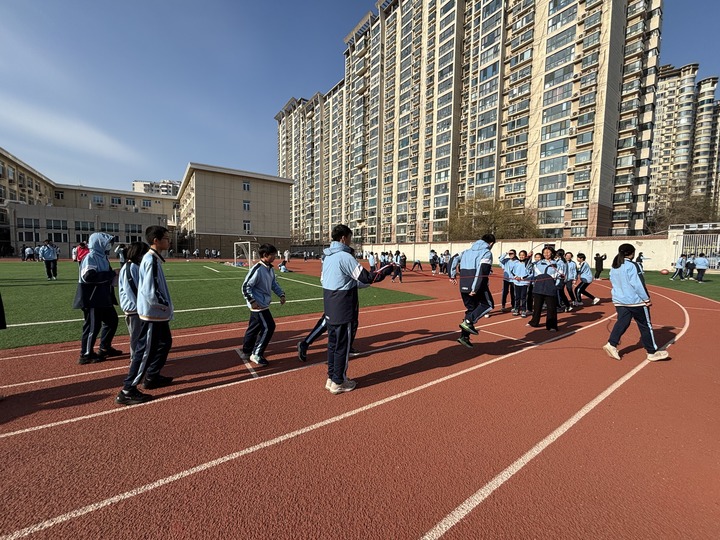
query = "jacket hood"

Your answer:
(470, 239), (490, 252)
(323, 241), (352, 257)
(88, 232), (115, 253)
